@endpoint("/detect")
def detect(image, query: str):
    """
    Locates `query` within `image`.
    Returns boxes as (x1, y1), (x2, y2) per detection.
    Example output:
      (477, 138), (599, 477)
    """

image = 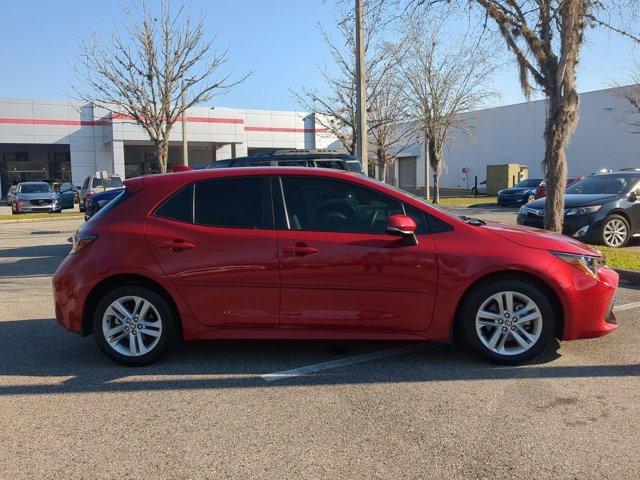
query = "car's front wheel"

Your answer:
(93, 285), (178, 366)
(461, 279), (555, 364)
(601, 214), (630, 248)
